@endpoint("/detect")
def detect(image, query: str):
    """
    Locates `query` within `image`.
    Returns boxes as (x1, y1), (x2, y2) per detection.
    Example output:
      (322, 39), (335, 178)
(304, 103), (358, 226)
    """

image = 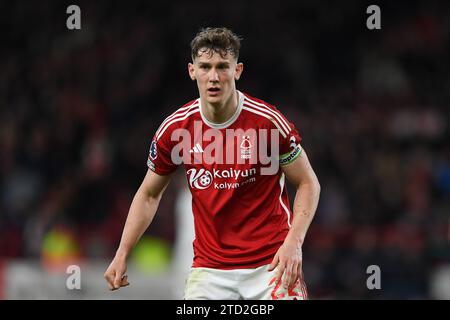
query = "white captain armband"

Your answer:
(279, 144), (303, 166)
